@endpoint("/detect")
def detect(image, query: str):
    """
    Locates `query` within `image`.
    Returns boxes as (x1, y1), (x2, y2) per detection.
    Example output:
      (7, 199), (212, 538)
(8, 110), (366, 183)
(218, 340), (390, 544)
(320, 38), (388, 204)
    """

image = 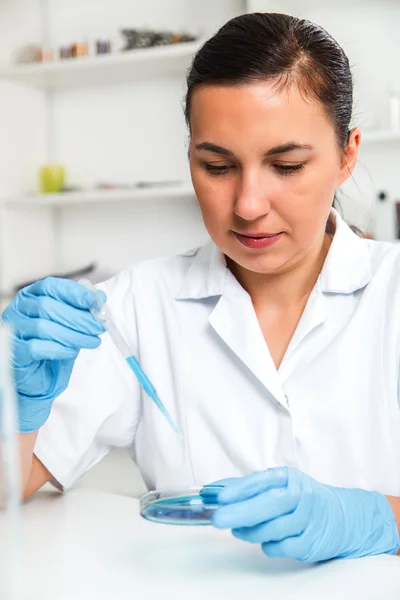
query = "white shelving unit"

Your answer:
(0, 40), (204, 90)
(4, 182), (195, 207)
(362, 130), (400, 144)
(0, 28), (203, 301)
